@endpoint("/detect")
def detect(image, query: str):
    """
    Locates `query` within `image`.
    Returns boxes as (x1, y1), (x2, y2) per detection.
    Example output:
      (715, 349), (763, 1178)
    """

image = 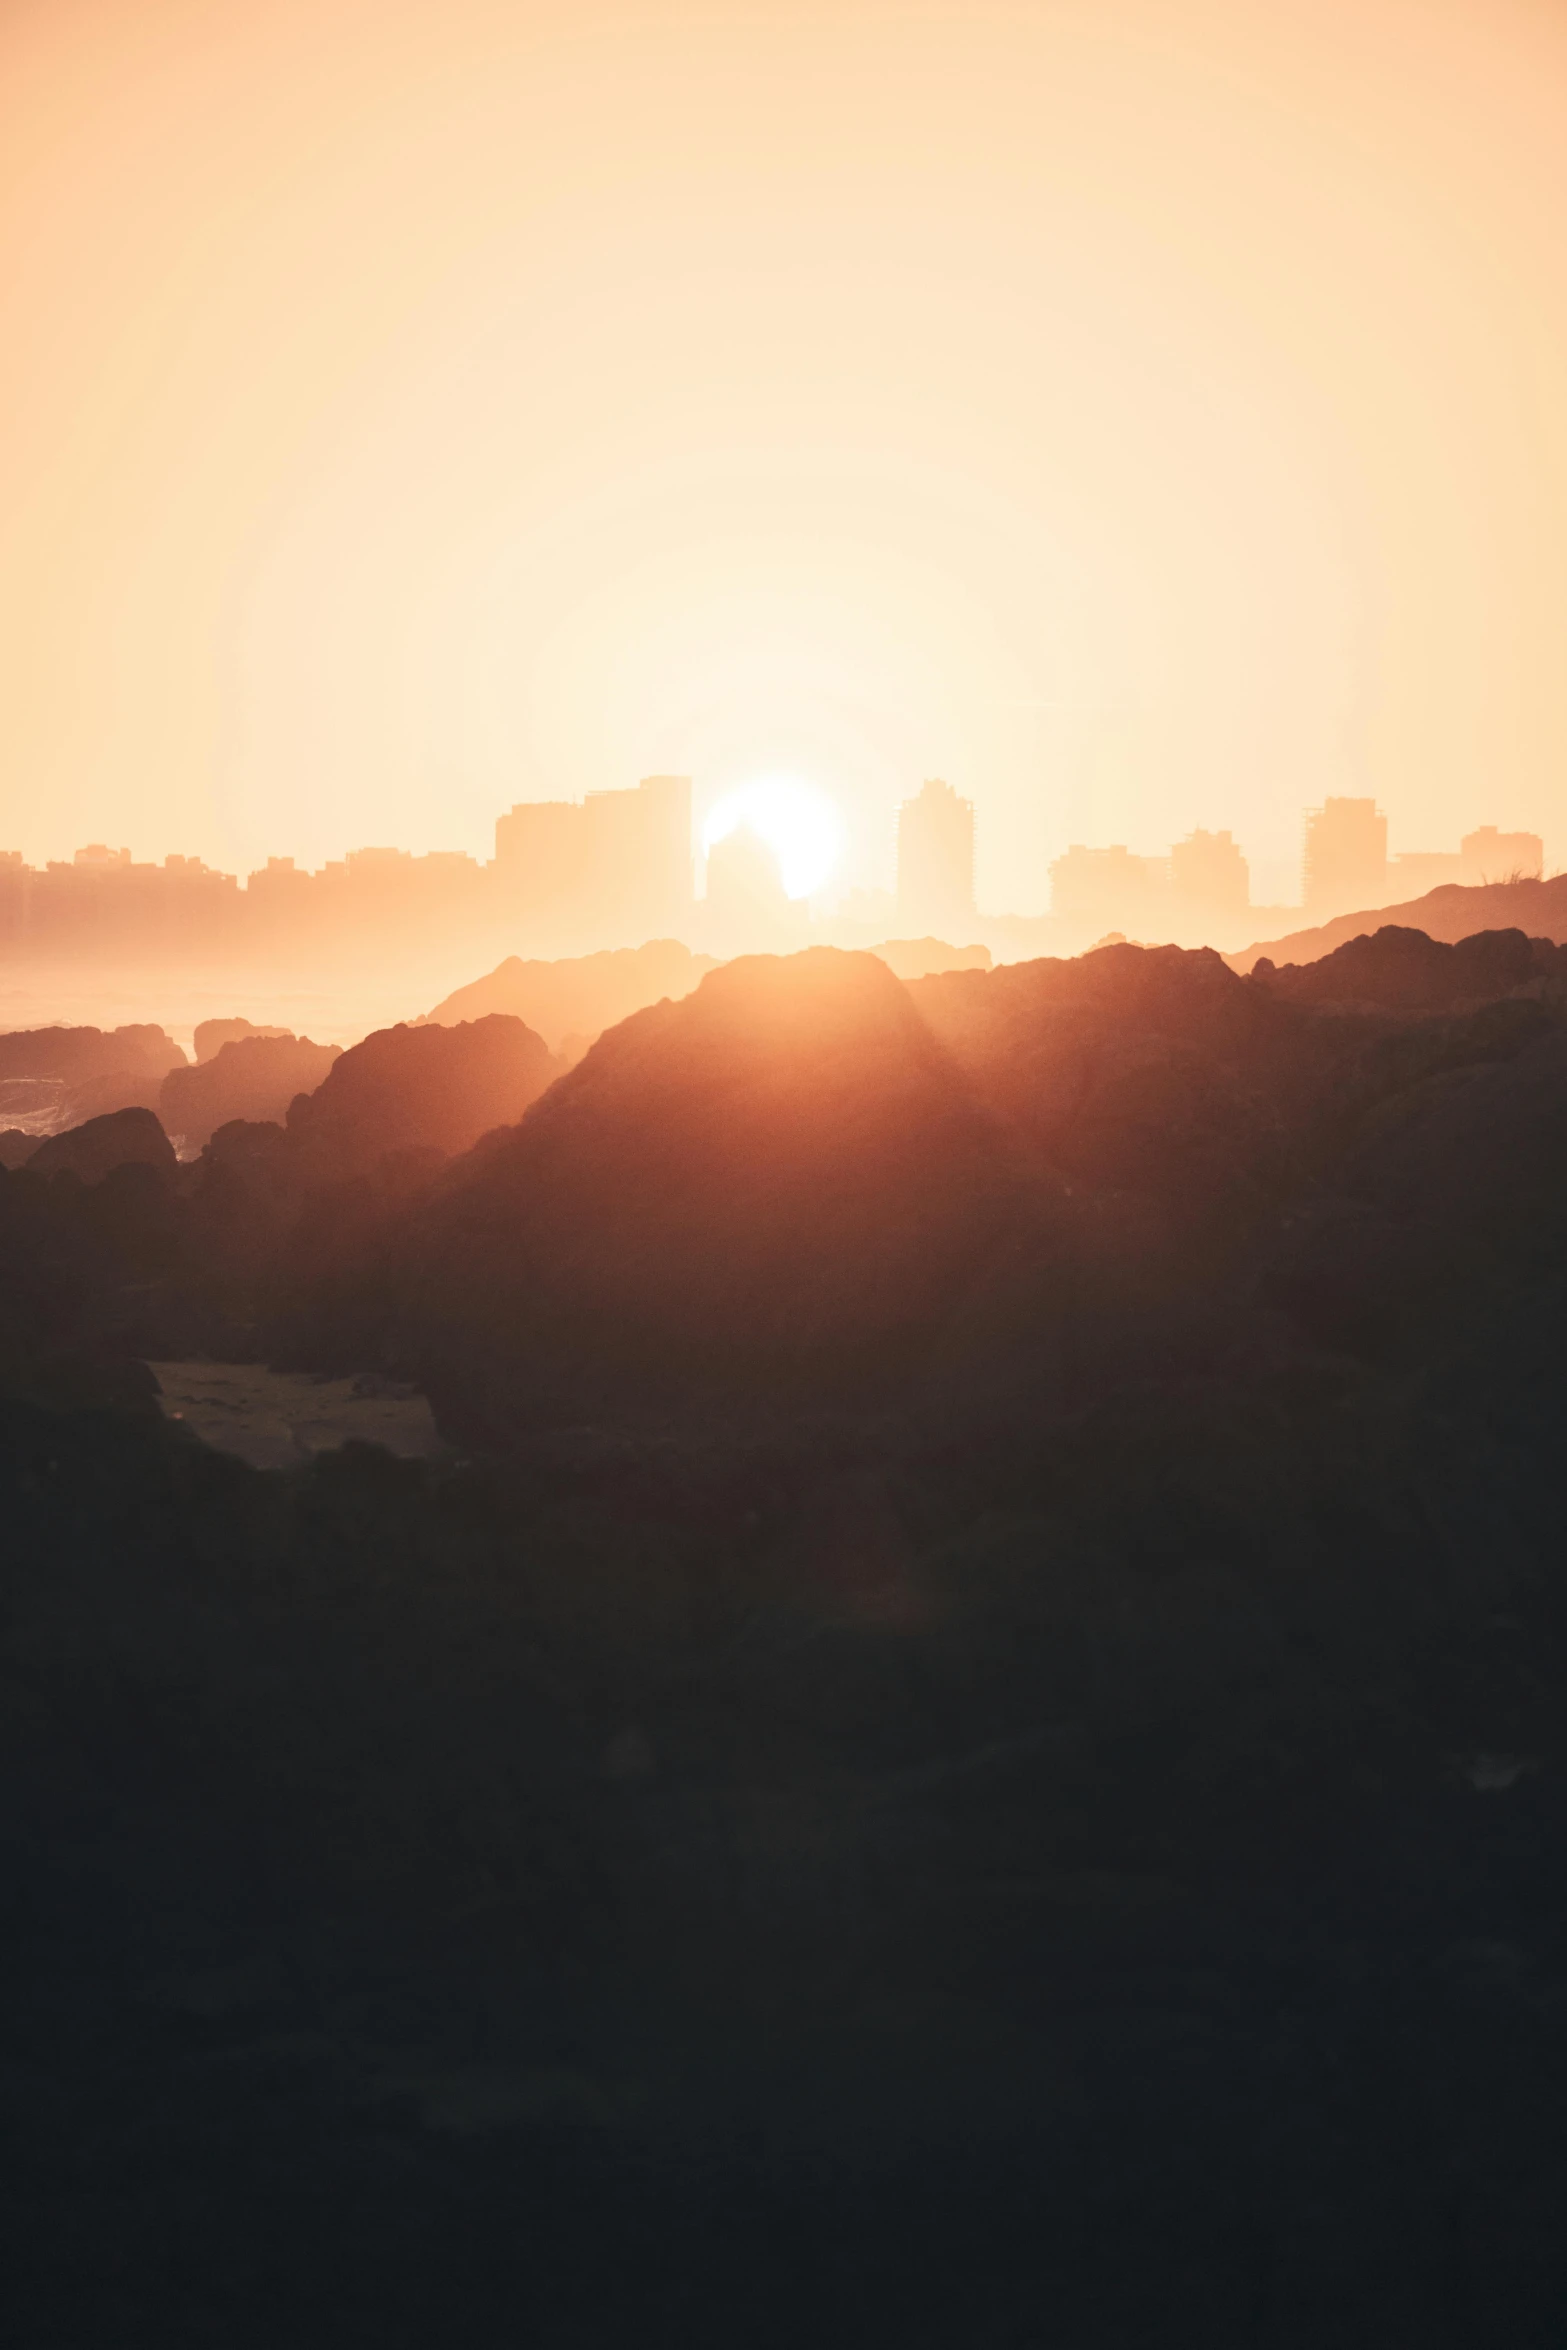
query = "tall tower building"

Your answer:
(1303, 797), (1388, 915)
(896, 779), (976, 936)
